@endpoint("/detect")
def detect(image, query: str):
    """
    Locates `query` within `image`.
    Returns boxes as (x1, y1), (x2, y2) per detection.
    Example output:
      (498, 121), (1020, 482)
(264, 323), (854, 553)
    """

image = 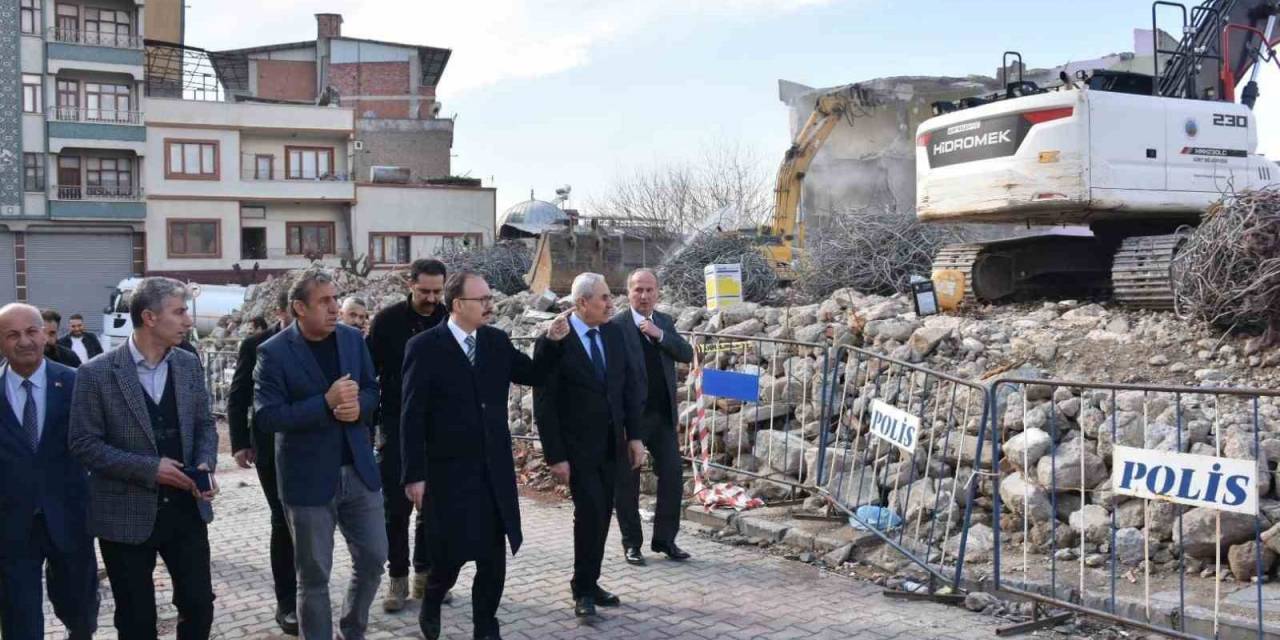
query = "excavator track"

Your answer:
(931, 243), (983, 305)
(1110, 234), (1182, 311)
